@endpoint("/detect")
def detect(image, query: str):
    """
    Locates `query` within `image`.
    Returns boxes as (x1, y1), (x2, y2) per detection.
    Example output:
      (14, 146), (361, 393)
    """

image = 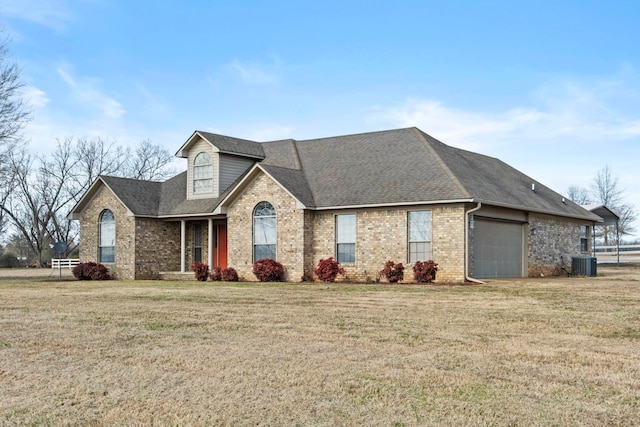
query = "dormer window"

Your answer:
(193, 152), (213, 193)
